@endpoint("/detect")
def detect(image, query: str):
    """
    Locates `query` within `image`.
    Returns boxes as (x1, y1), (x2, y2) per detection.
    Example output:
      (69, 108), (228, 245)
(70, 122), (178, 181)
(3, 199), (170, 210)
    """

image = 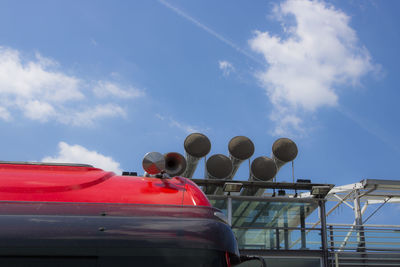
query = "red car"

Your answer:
(0, 161), (245, 266)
